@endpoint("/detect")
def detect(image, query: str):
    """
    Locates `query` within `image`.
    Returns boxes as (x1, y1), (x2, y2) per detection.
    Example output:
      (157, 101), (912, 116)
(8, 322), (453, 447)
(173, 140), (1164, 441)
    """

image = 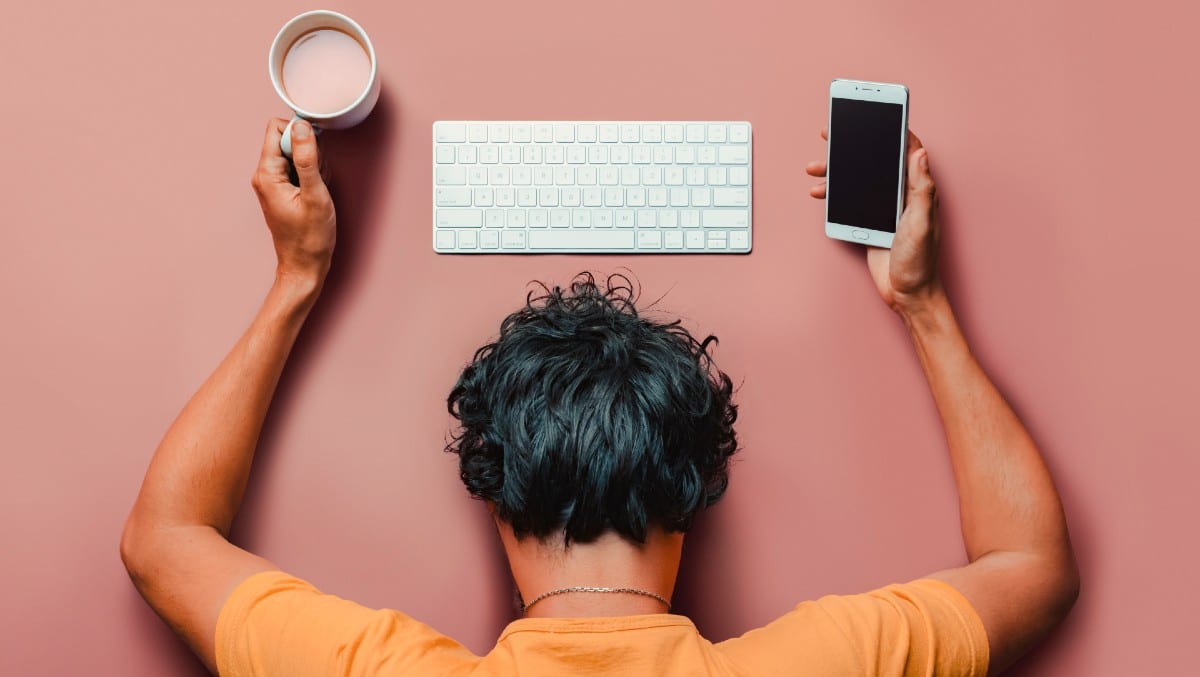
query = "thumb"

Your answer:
(906, 148), (935, 213)
(289, 120), (327, 195)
